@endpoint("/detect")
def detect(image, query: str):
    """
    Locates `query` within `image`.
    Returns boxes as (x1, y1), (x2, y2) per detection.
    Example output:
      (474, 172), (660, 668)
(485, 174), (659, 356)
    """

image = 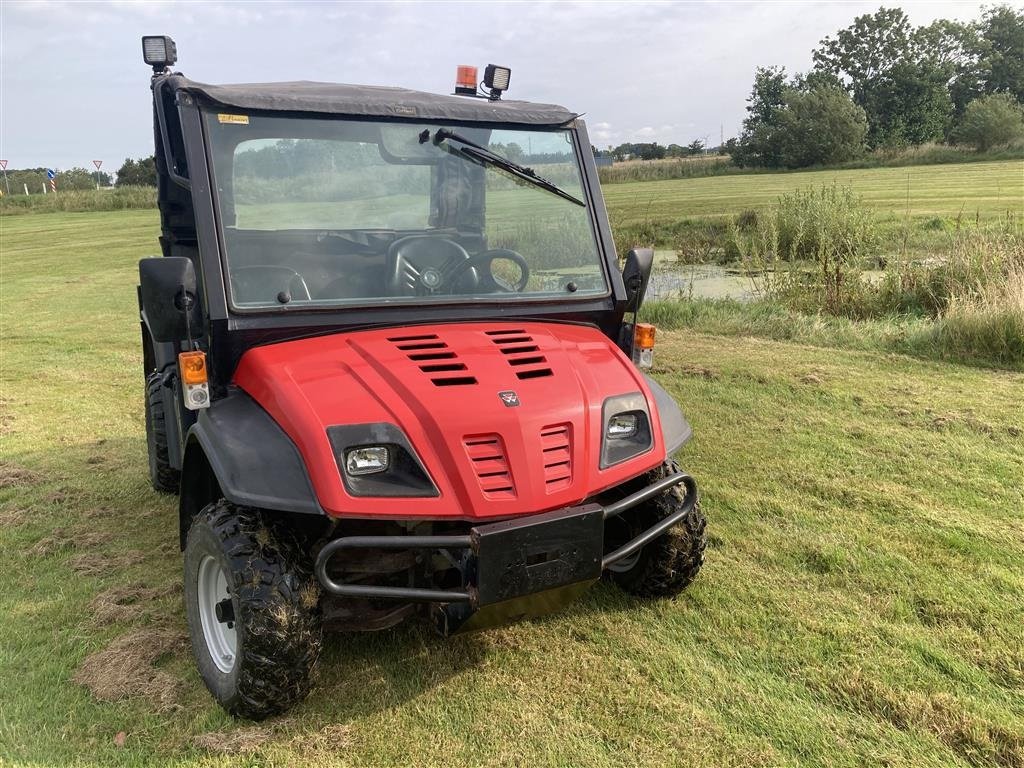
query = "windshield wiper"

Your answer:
(430, 128), (585, 207)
